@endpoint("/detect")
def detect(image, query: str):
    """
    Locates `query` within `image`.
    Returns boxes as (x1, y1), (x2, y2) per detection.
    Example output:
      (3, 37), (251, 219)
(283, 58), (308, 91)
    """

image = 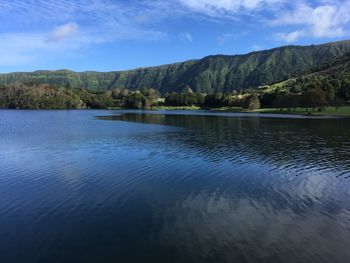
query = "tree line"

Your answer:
(164, 88), (345, 111)
(0, 83), (160, 109)
(0, 81), (348, 110)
